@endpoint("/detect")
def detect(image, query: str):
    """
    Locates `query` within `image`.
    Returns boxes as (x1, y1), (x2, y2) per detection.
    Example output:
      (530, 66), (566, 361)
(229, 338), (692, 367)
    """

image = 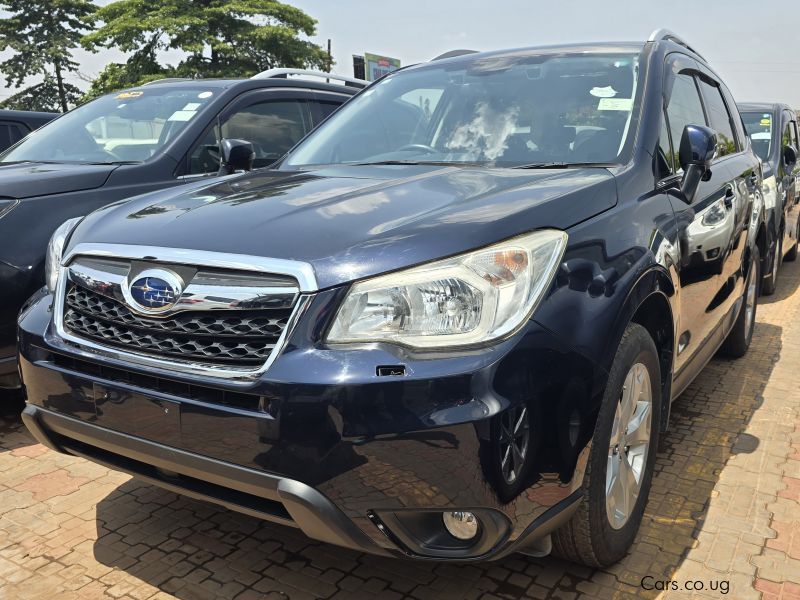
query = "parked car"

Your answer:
(739, 103), (800, 294)
(19, 30), (765, 566)
(0, 109), (57, 152)
(0, 70), (364, 390)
